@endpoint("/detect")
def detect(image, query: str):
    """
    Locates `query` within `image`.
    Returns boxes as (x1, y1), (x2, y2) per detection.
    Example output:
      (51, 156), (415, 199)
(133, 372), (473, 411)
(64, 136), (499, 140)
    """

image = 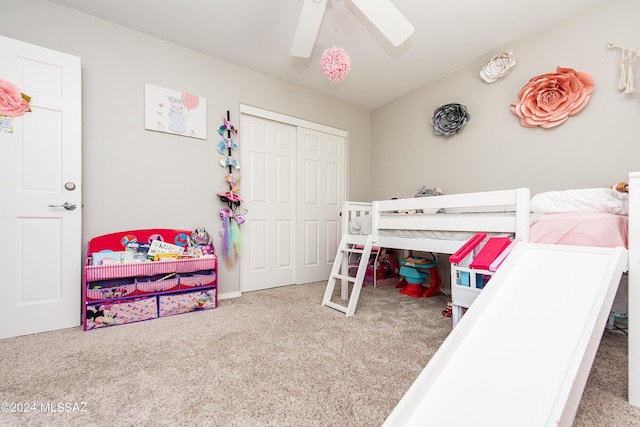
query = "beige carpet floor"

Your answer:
(0, 282), (638, 427)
